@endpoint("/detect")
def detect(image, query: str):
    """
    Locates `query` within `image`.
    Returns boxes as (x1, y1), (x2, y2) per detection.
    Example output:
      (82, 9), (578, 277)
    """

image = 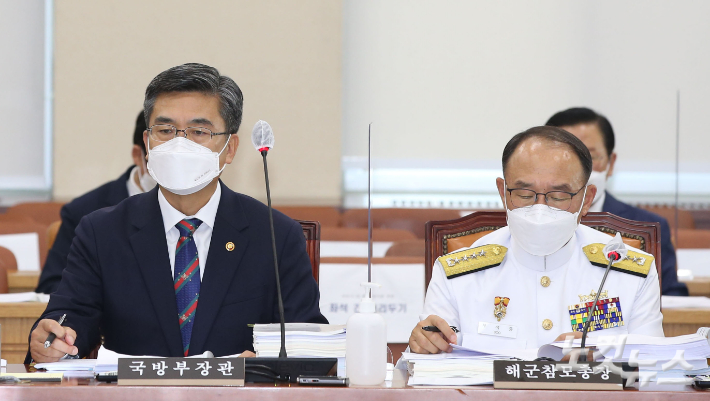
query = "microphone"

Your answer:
(578, 233), (627, 362)
(248, 120), (337, 382)
(251, 120), (286, 359)
(252, 120), (275, 153)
